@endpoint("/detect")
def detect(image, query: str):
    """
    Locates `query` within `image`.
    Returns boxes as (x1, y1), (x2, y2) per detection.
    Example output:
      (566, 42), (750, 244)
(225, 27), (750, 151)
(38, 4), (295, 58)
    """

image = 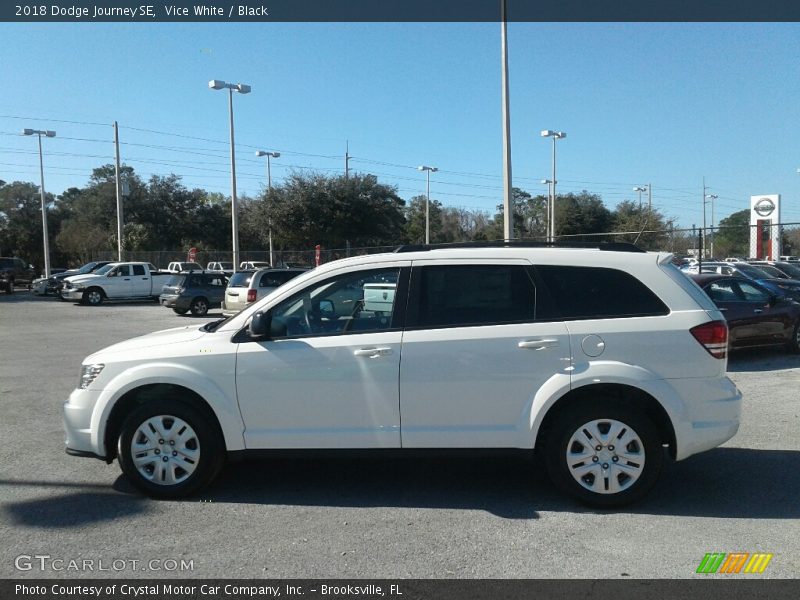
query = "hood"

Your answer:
(64, 273), (103, 285)
(86, 325), (207, 361)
